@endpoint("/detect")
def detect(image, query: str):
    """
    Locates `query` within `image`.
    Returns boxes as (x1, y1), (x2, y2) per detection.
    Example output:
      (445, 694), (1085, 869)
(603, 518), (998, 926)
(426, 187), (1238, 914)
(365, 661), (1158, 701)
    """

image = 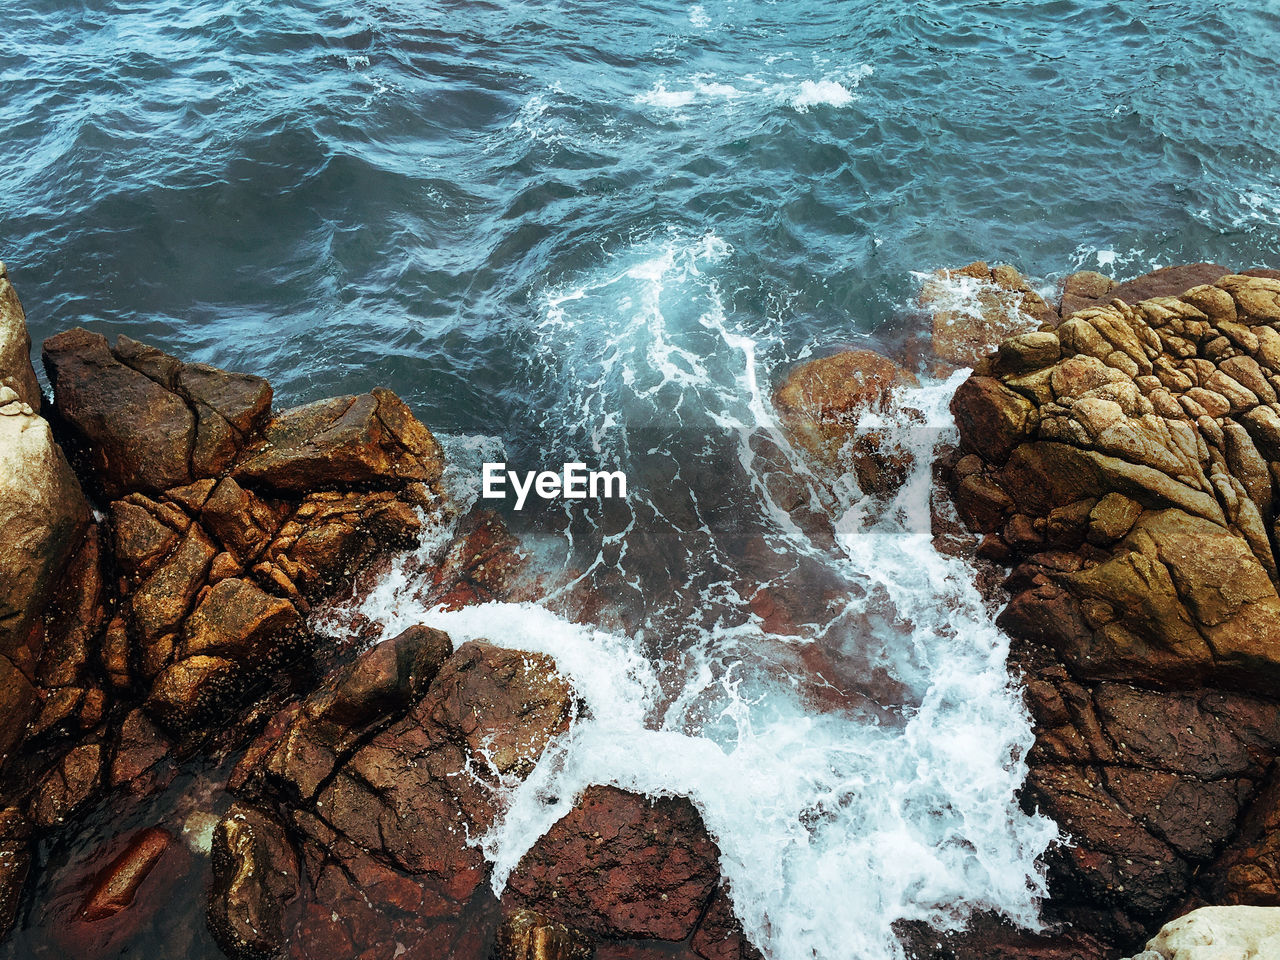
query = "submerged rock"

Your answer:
(922, 261), (1057, 368)
(79, 827), (173, 922)
(772, 347), (919, 500)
